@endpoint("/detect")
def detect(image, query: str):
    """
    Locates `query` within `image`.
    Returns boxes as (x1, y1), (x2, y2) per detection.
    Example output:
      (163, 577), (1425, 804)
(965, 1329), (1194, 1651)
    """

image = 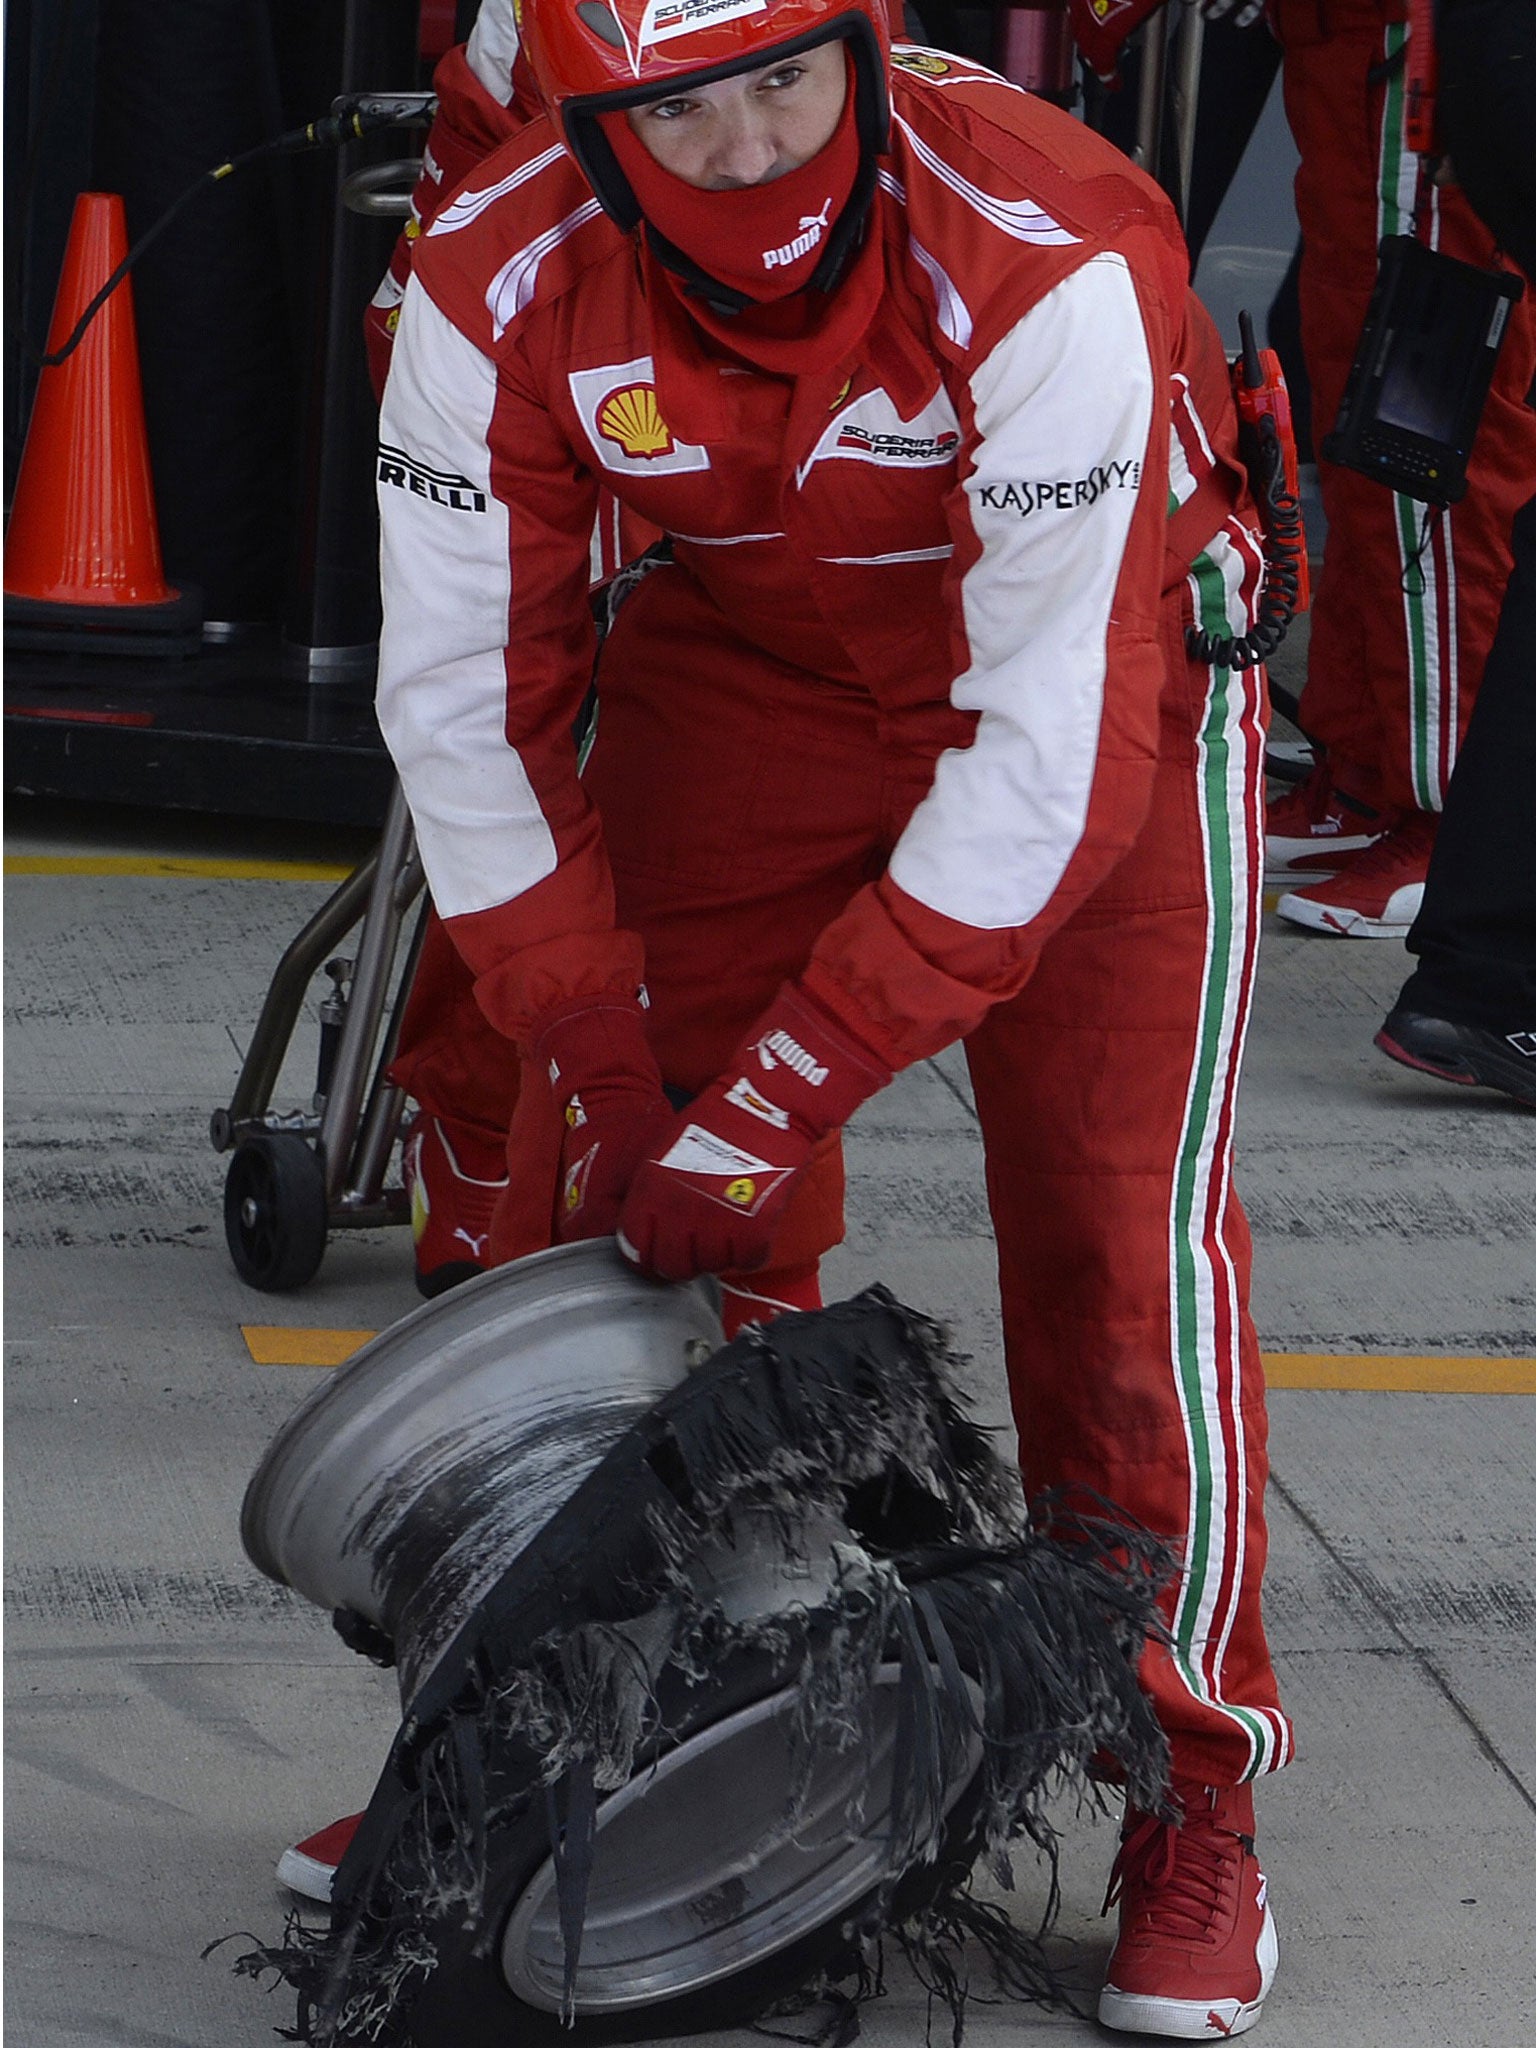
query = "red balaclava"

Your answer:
(597, 47), (864, 308)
